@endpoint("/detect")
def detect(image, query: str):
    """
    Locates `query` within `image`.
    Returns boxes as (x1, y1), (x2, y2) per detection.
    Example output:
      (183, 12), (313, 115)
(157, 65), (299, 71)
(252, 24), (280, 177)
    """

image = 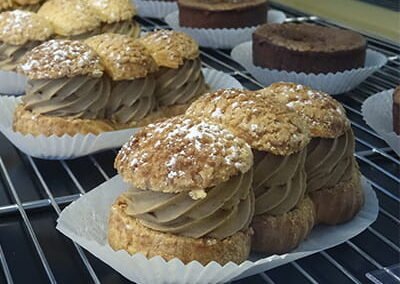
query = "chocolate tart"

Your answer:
(253, 23), (367, 74)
